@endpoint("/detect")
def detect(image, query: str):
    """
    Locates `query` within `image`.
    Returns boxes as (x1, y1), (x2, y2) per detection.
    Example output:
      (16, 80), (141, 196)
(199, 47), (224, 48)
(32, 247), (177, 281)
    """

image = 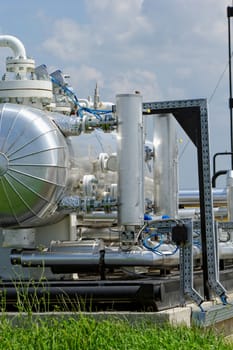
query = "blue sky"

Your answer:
(0, 0), (231, 188)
